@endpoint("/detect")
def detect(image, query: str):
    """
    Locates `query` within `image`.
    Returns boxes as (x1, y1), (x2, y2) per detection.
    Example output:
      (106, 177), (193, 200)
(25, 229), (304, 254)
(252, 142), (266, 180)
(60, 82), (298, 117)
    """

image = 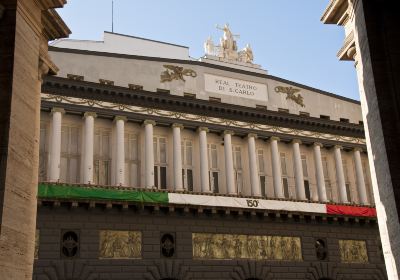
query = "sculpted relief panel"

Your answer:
(339, 239), (368, 263)
(99, 230), (141, 259)
(193, 233), (302, 260)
